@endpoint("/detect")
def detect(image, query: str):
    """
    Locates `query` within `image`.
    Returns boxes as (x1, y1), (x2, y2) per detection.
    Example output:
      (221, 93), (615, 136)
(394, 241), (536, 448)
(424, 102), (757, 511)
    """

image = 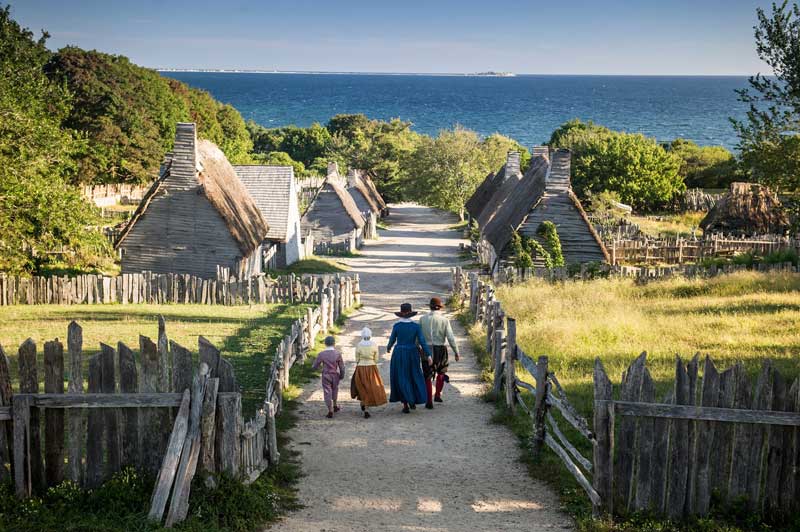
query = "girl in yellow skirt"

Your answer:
(351, 327), (388, 418)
